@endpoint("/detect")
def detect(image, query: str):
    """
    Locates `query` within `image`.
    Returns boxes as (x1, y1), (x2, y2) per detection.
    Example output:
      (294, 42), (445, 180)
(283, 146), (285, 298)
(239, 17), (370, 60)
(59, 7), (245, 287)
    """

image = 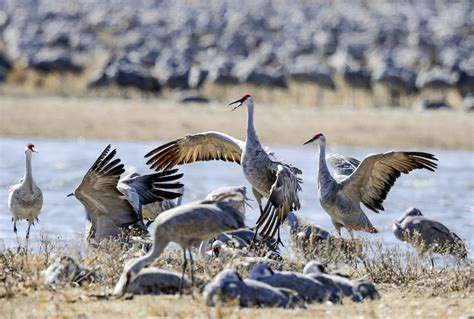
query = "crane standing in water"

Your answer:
(303, 133), (438, 236)
(8, 143), (43, 240)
